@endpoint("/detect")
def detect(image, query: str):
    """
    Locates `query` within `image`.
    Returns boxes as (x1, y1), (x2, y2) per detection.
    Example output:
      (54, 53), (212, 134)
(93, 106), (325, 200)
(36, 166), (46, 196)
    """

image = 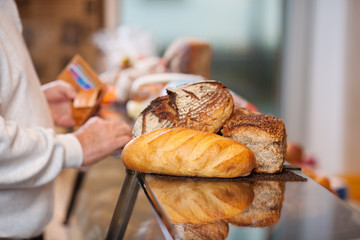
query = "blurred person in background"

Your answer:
(0, 0), (132, 238)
